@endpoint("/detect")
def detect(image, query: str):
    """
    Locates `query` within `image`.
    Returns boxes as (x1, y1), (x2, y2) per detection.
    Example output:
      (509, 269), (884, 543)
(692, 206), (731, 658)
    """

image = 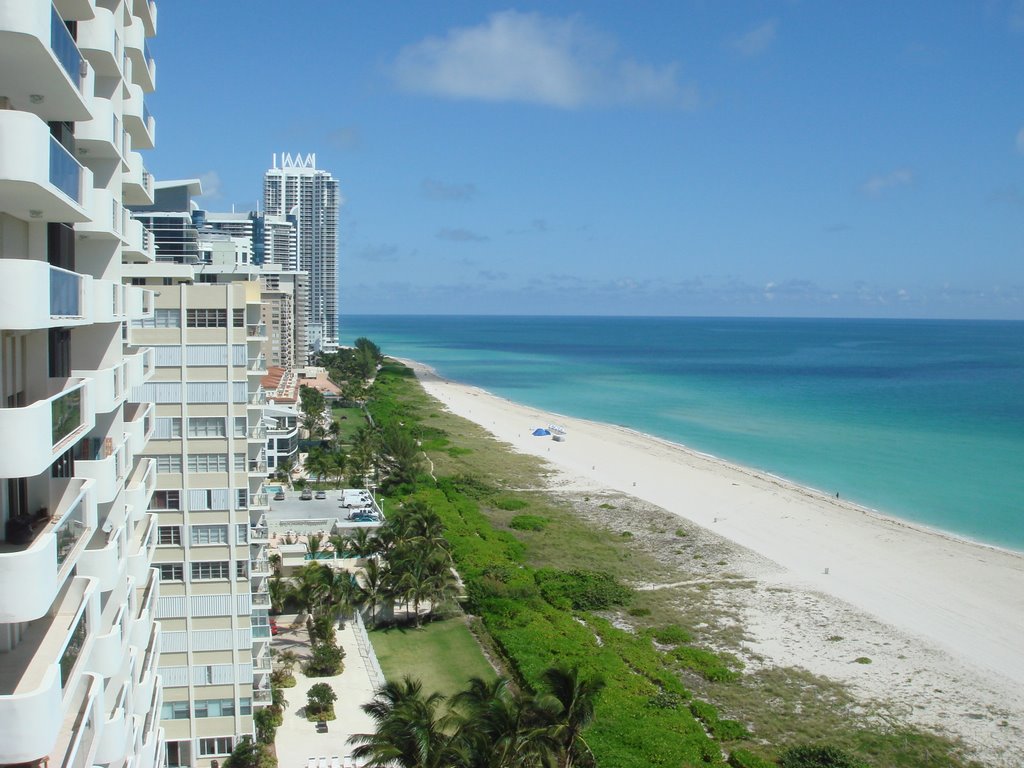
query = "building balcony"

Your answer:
(125, 285), (156, 321)
(124, 402), (154, 456)
(75, 98), (122, 160)
(249, 387), (267, 407)
(124, 17), (155, 93)
(249, 423), (267, 441)
(247, 322), (267, 340)
(94, 679), (130, 764)
(130, 566), (158, 649)
(124, 346), (155, 391)
(0, 478), (96, 623)
(252, 687), (273, 706)
(122, 150), (154, 206)
(133, 0), (157, 37)
(122, 215), (156, 261)
(74, 432), (130, 505)
(251, 592), (271, 610)
(248, 354), (267, 377)
(77, 525), (123, 594)
(250, 557), (270, 576)
(77, 187), (124, 240)
(0, 260), (95, 330)
(122, 82), (154, 150)
(52, 671), (103, 768)
(134, 623), (159, 717)
(72, 359), (128, 415)
(0, 110), (92, 222)
(0, 576), (98, 765)
(125, 510), (156, 587)
(124, 457), (156, 525)
(88, 603), (127, 678)
(249, 491), (269, 509)
(0, 4), (91, 122)
(77, 6), (123, 79)
(0, 376), (94, 479)
(92, 277), (127, 323)
(249, 521), (269, 544)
